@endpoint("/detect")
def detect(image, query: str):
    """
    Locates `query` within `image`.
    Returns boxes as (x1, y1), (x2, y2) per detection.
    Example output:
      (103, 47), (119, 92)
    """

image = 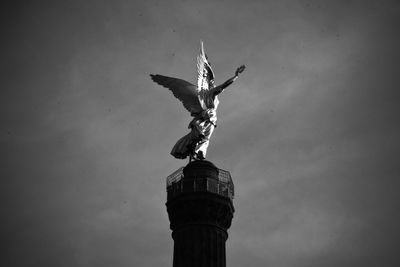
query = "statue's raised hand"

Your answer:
(235, 65), (246, 76)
